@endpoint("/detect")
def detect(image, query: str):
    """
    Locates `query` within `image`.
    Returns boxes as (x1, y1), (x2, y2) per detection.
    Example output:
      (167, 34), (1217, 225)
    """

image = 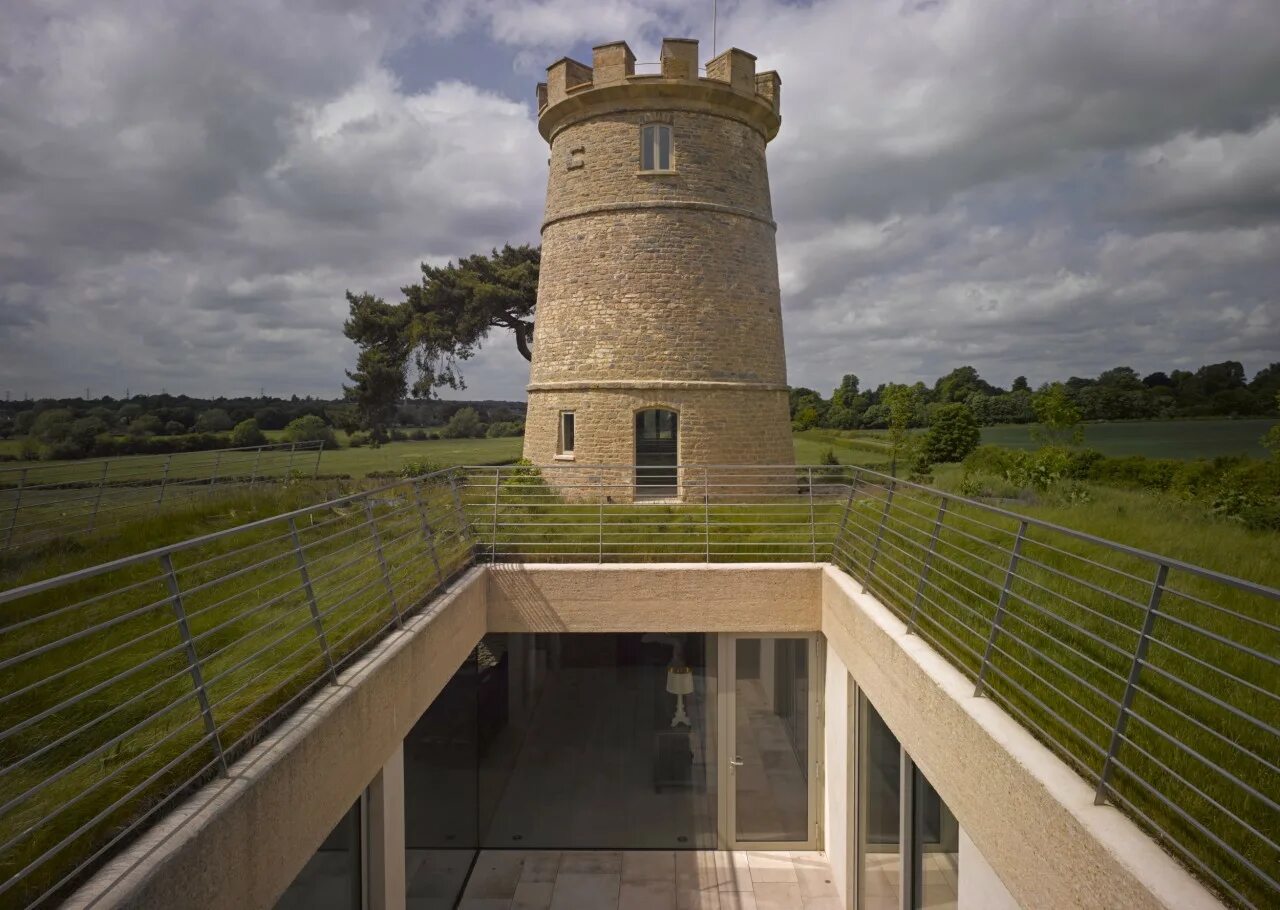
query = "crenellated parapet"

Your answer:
(535, 38), (782, 142)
